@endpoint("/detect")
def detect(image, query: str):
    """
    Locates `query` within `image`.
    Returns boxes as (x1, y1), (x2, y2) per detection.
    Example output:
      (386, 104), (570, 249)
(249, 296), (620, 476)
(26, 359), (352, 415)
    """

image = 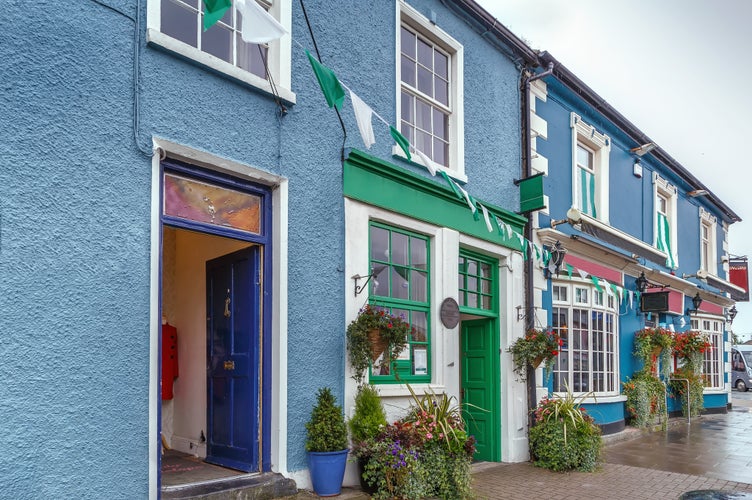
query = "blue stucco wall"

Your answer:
(1, 0), (527, 493)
